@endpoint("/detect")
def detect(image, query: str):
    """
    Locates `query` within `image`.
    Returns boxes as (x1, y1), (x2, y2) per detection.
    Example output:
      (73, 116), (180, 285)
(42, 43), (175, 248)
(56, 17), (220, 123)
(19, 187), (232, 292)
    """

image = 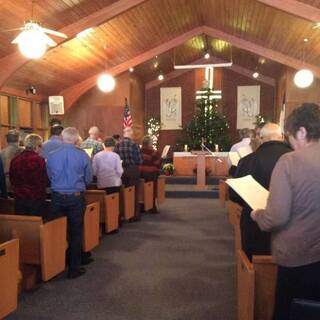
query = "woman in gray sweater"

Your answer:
(252, 103), (320, 320)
